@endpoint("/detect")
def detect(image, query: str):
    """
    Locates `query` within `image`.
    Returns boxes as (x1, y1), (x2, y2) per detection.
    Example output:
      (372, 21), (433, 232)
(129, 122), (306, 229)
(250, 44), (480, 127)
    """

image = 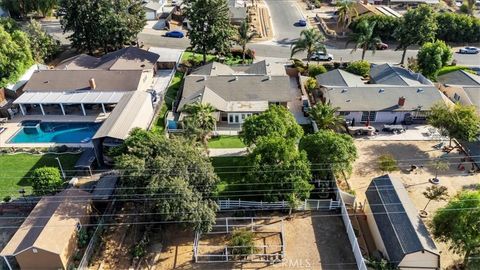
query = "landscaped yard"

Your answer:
(210, 156), (252, 199)
(181, 51), (253, 66)
(207, 136), (245, 148)
(164, 71), (184, 110)
(0, 153), (80, 199)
